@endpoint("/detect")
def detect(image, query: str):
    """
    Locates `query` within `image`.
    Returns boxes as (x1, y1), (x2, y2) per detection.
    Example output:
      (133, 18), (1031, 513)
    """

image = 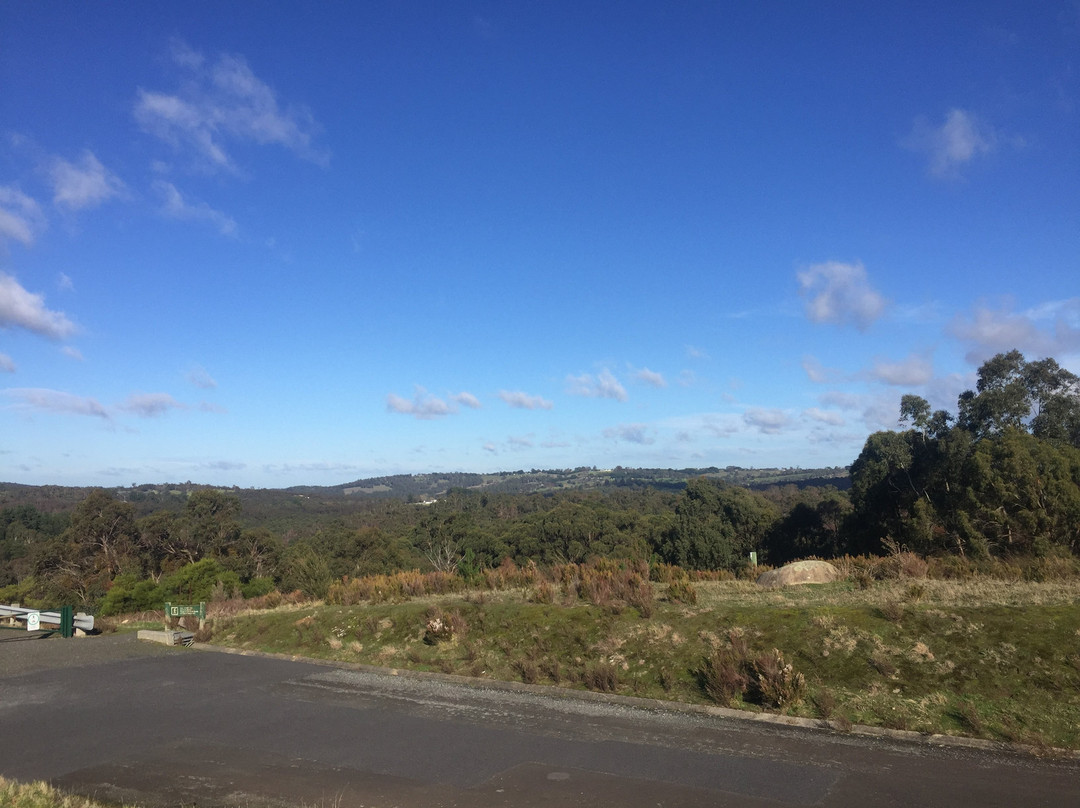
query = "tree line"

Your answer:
(2, 349), (1077, 613)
